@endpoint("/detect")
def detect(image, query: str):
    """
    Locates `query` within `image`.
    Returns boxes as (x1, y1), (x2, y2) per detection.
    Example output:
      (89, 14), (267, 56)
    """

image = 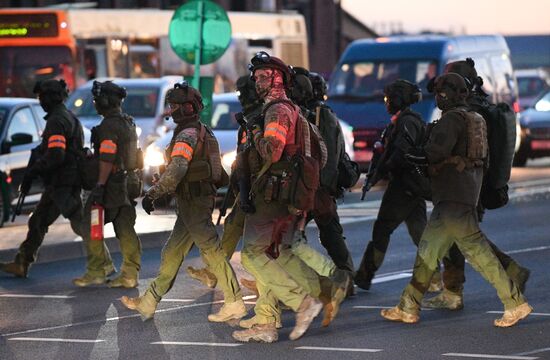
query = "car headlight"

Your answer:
(144, 143), (165, 168)
(221, 150), (237, 174)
